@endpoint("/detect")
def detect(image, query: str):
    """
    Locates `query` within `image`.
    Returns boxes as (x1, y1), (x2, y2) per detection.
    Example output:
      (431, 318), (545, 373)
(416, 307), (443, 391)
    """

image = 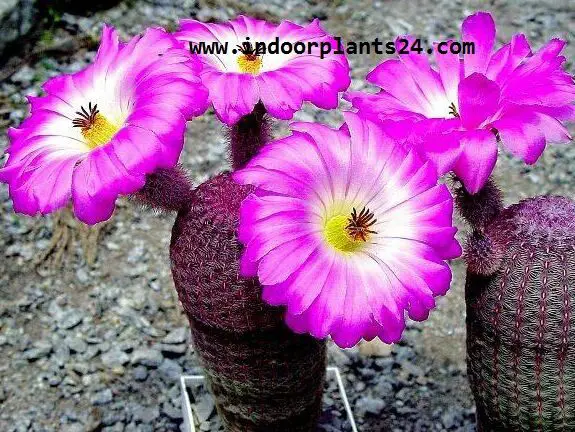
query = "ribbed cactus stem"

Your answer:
(135, 107), (326, 431)
(462, 185), (575, 431)
(170, 173), (326, 431)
